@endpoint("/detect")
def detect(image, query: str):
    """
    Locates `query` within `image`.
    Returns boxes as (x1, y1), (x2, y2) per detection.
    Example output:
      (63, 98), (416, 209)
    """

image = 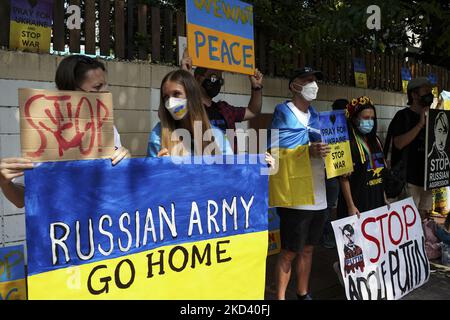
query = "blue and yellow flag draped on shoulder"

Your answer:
(268, 101), (321, 207)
